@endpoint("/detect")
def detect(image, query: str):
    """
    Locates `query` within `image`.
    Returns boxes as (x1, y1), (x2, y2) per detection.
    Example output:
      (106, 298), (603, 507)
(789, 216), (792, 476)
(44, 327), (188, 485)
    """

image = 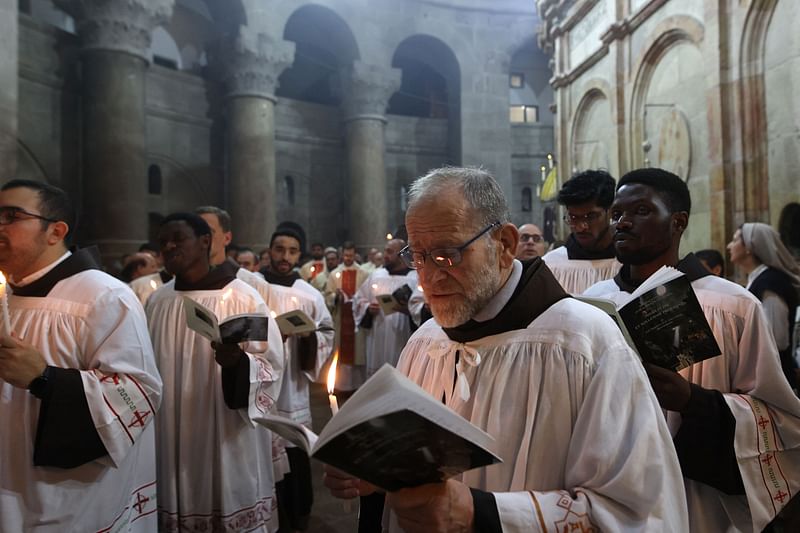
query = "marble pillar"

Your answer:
(220, 29), (294, 250)
(0, 0), (18, 181)
(58, 0), (173, 264)
(339, 62), (401, 249)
